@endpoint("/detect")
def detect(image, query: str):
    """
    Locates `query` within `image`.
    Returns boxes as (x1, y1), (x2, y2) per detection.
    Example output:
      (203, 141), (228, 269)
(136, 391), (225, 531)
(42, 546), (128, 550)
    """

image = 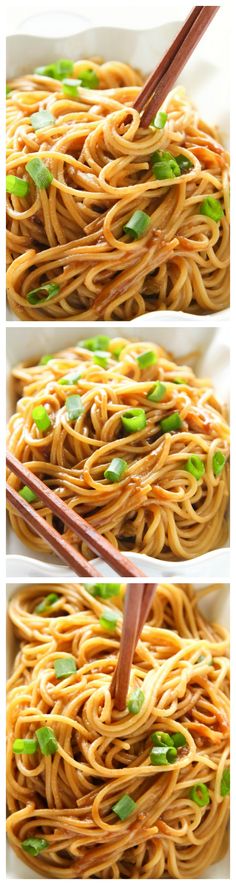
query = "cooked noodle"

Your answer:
(6, 336), (230, 561)
(6, 59), (230, 320)
(6, 582), (230, 878)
